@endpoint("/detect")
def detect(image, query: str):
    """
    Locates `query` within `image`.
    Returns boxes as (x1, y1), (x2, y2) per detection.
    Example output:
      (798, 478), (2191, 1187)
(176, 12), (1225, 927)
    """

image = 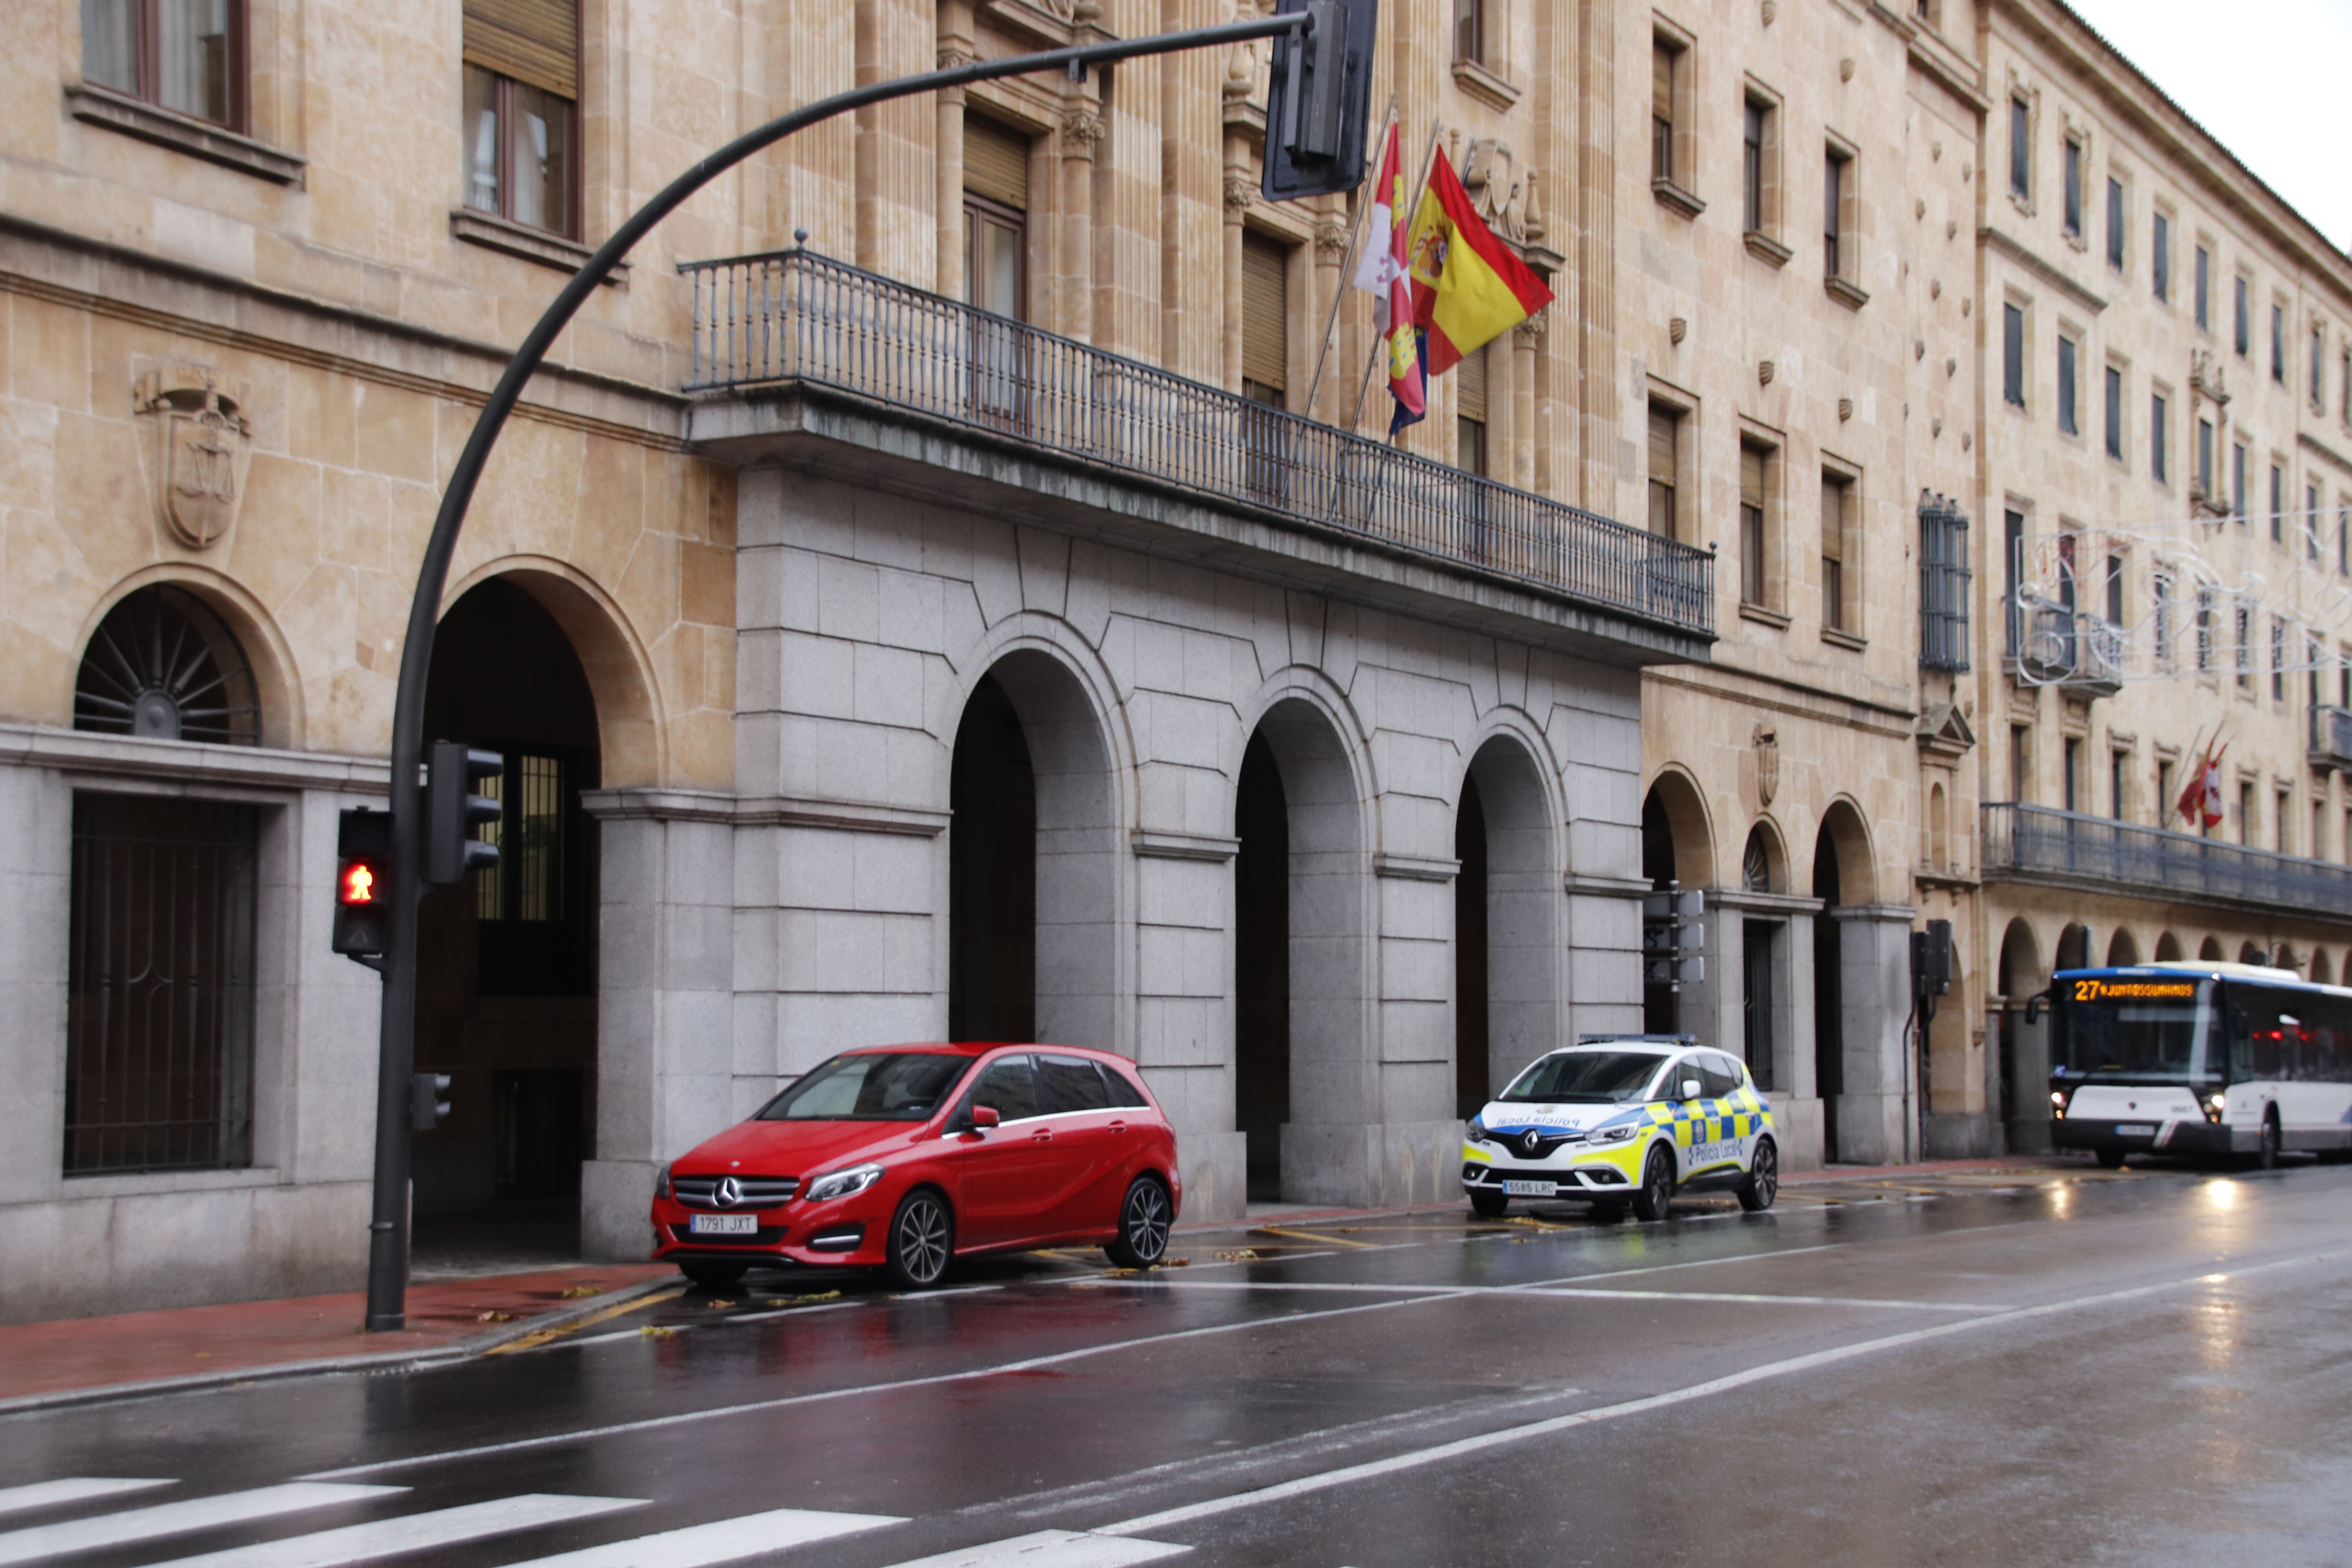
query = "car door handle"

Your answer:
(1107, 1120), (1128, 1133)
(1031, 1129), (1053, 1142)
